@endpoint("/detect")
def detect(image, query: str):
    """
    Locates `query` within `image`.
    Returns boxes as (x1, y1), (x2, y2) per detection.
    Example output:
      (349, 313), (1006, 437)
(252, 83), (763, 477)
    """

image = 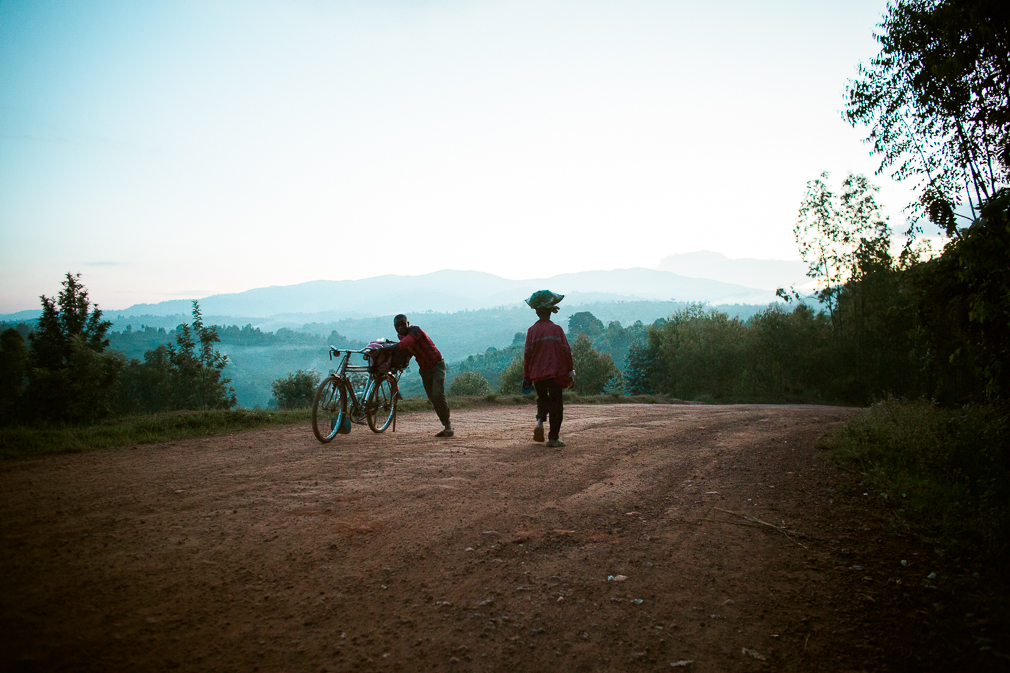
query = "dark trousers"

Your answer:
(420, 359), (451, 427)
(534, 380), (564, 440)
